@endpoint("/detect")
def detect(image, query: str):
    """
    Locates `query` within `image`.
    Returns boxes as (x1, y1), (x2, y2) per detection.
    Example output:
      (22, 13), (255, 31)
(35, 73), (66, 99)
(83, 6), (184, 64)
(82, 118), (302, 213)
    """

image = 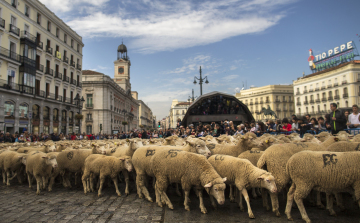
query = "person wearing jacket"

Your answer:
(329, 103), (347, 135)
